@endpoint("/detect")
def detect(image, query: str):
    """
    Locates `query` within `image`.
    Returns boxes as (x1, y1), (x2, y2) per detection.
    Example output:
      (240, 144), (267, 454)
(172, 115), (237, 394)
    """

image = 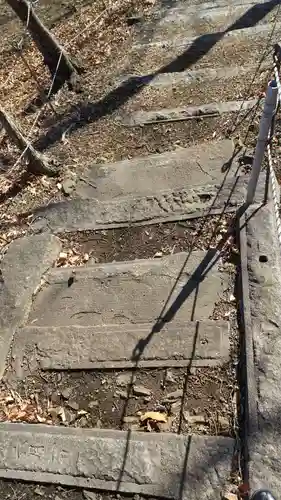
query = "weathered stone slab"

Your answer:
(133, 22), (281, 50)
(139, 3), (277, 42)
(130, 25), (278, 74)
(242, 202), (281, 494)
(117, 64), (263, 88)
(12, 320), (229, 373)
(0, 234), (61, 378)
(120, 99), (258, 127)
(0, 423), (234, 498)
(74, 139), (236, 199)
(28, 251), (227, 326)
(31, 175), (263, 233)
